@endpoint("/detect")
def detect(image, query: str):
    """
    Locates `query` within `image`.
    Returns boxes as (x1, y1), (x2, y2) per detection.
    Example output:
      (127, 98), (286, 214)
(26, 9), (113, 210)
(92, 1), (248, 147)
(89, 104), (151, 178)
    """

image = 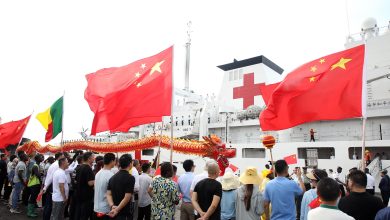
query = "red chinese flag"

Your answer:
(284, 154), (298, 165)
(259, 82), (280, 105)
(228, 163), (239, 172)
(85, 46), (173, 135)
(260, 45), (365, 131)
(0, 115), (31, 149)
